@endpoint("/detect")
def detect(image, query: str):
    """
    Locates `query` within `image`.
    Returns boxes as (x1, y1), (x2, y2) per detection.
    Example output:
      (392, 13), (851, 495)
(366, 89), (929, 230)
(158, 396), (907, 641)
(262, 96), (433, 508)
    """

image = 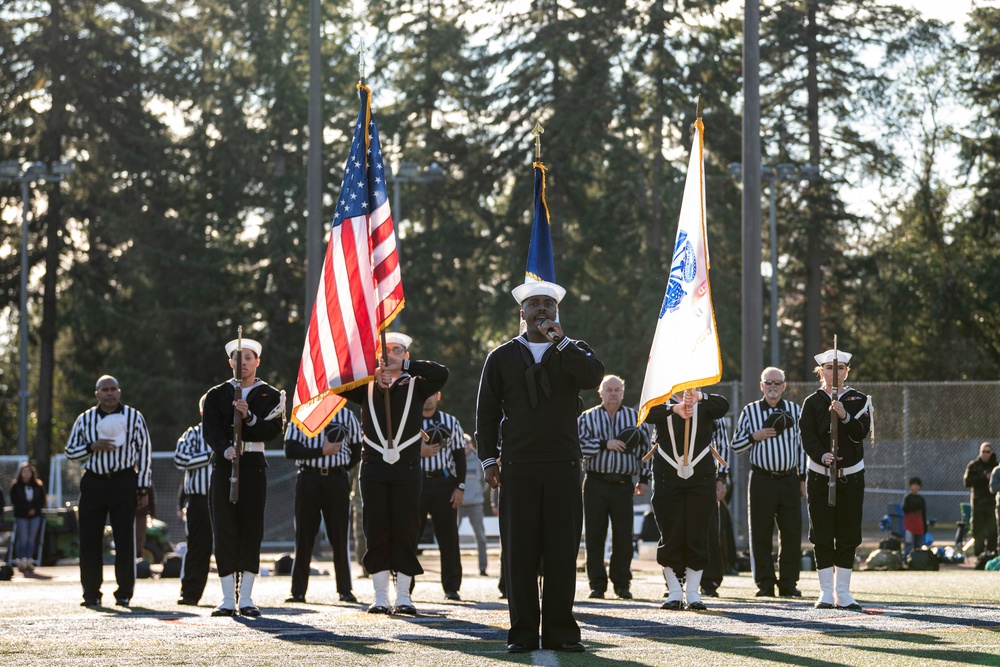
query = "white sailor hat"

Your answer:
(384, 332), (413, 350)
(511, 280), (566, 305)
(814, 349), (852, 366)
(225, 338), (262, 358)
